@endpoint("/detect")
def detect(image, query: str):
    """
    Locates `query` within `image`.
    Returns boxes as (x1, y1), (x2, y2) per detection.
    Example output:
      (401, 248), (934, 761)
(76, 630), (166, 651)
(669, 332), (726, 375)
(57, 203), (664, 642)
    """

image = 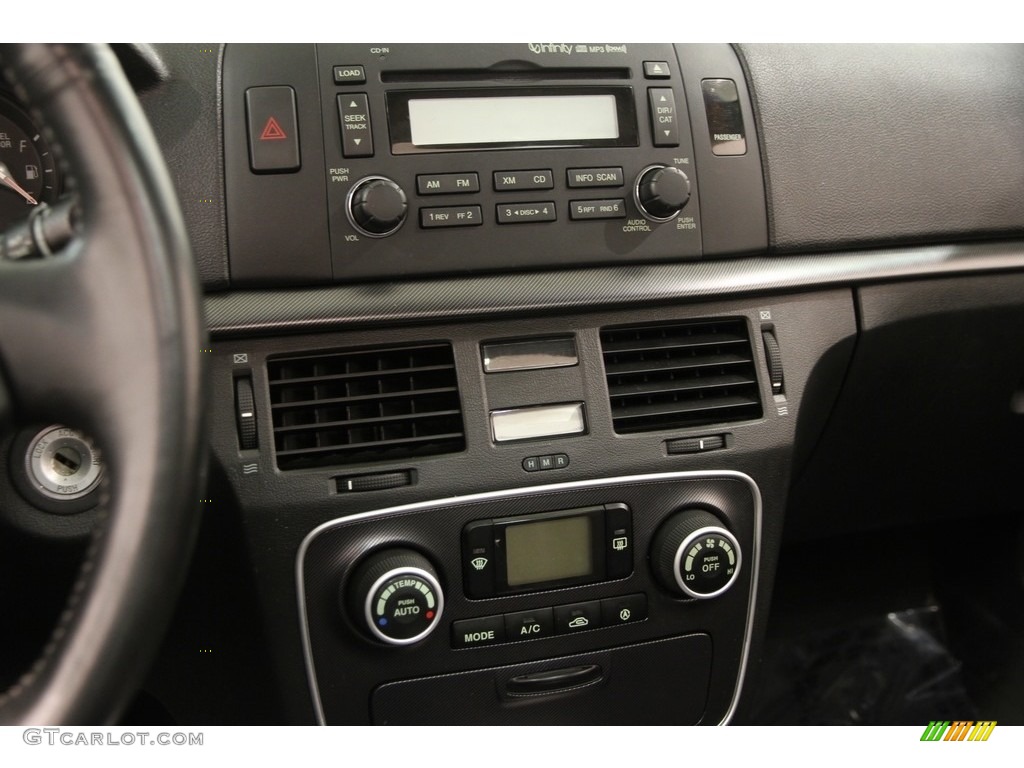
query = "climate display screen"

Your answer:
(504, 514), (593, 587)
